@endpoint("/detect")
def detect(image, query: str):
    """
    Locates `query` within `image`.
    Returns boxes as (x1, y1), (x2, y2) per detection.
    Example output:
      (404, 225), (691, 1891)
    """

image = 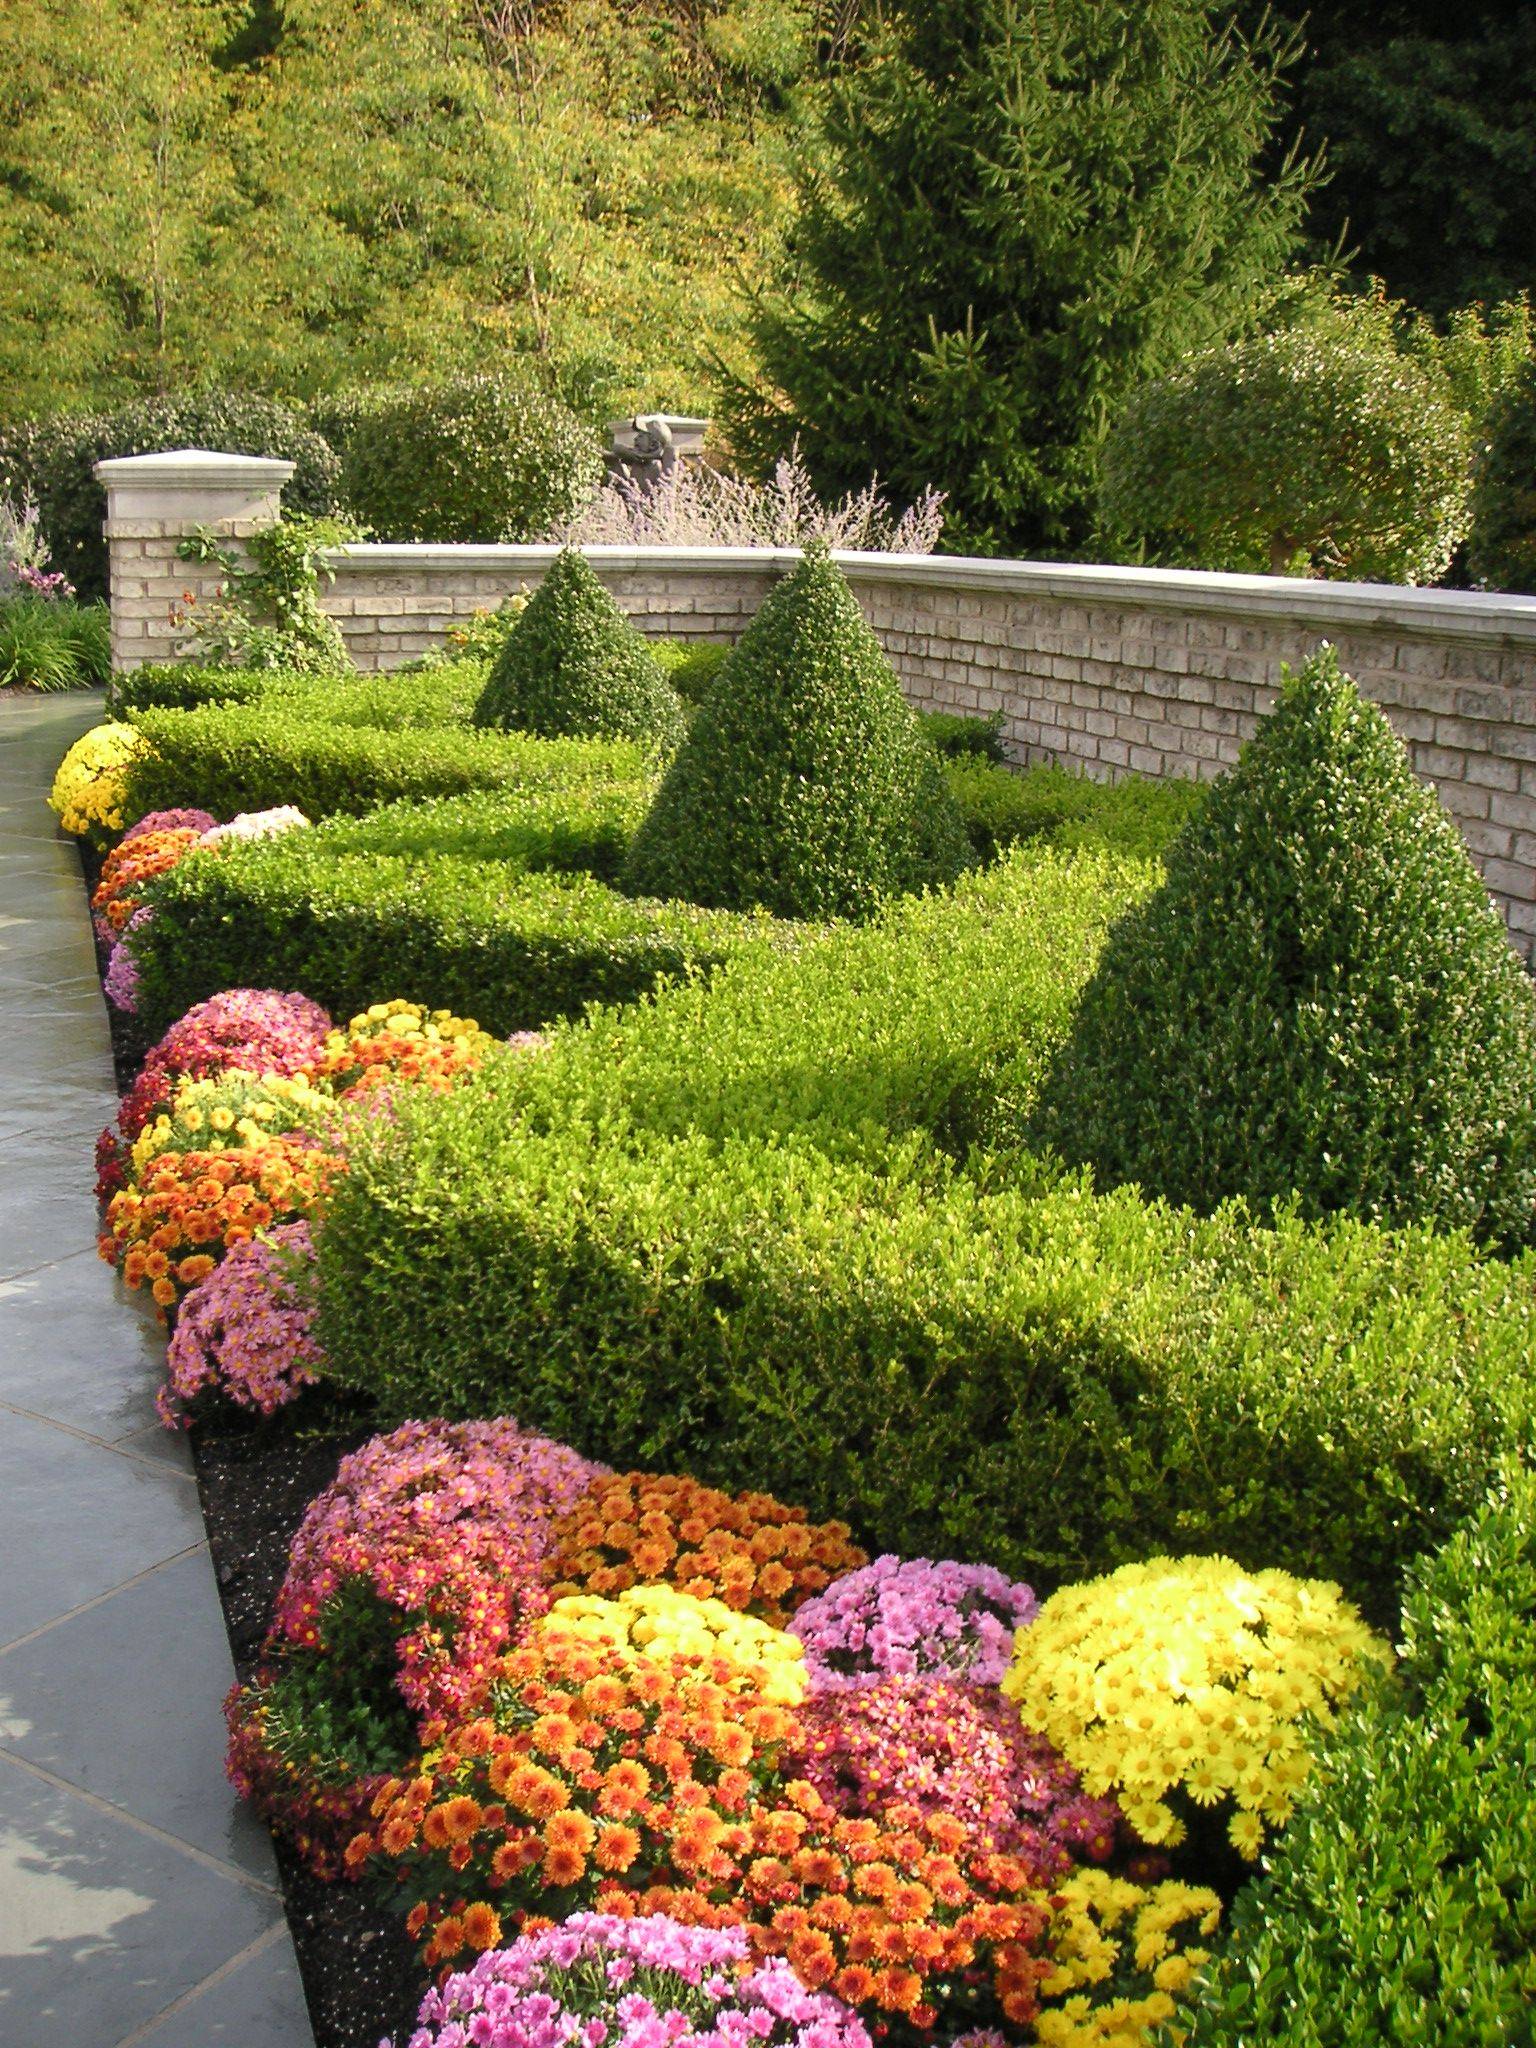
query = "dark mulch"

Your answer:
(82, 838), (429, 2048)
(189, 1401), (428, 2048)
